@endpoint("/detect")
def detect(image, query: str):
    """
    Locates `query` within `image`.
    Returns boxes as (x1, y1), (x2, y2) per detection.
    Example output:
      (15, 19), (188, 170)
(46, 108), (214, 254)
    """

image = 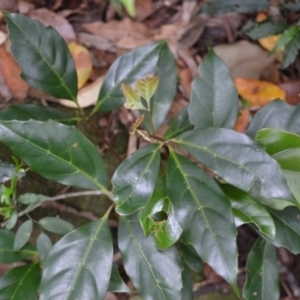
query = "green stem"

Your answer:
(148, 110), (155, 135)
